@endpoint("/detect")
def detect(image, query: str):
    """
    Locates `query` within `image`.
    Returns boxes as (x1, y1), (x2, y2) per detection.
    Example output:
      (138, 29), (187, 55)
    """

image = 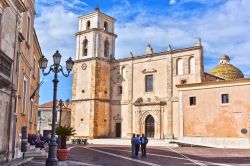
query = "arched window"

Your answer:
(177, 59), (183, 75)
(104, 39), (109, 57)
(83, 38), (88, 56)
(189, 57), (195, 74)
(86, 20), (90, 29)
(104, 21), (108, 31)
